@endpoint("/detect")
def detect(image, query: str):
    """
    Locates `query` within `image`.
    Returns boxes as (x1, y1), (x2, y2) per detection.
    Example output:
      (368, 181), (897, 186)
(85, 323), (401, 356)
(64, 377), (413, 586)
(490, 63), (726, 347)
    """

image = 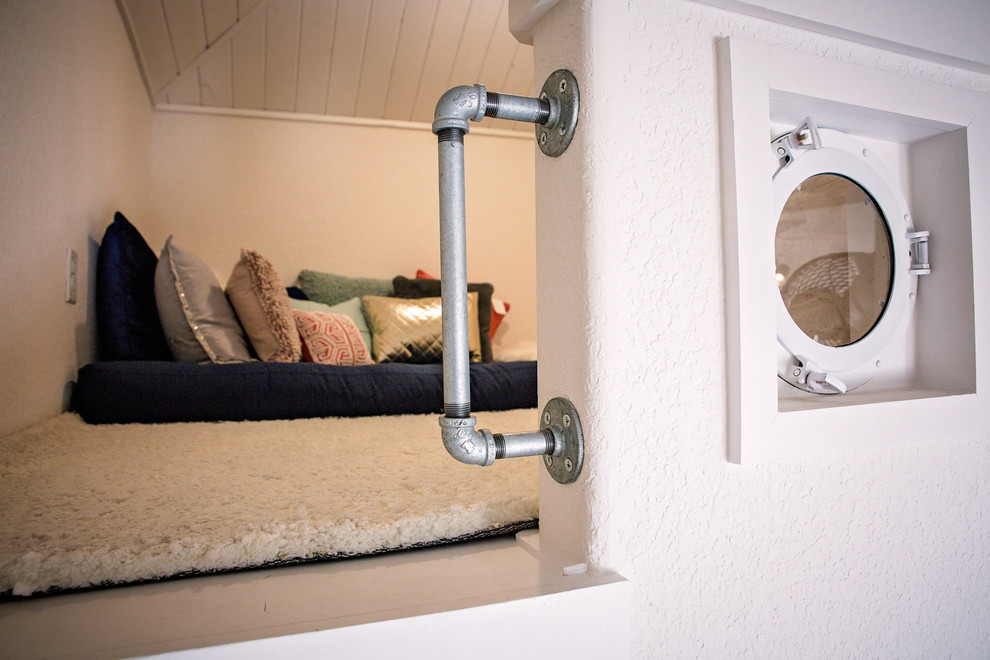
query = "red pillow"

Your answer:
(416, 270), (510, 338)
